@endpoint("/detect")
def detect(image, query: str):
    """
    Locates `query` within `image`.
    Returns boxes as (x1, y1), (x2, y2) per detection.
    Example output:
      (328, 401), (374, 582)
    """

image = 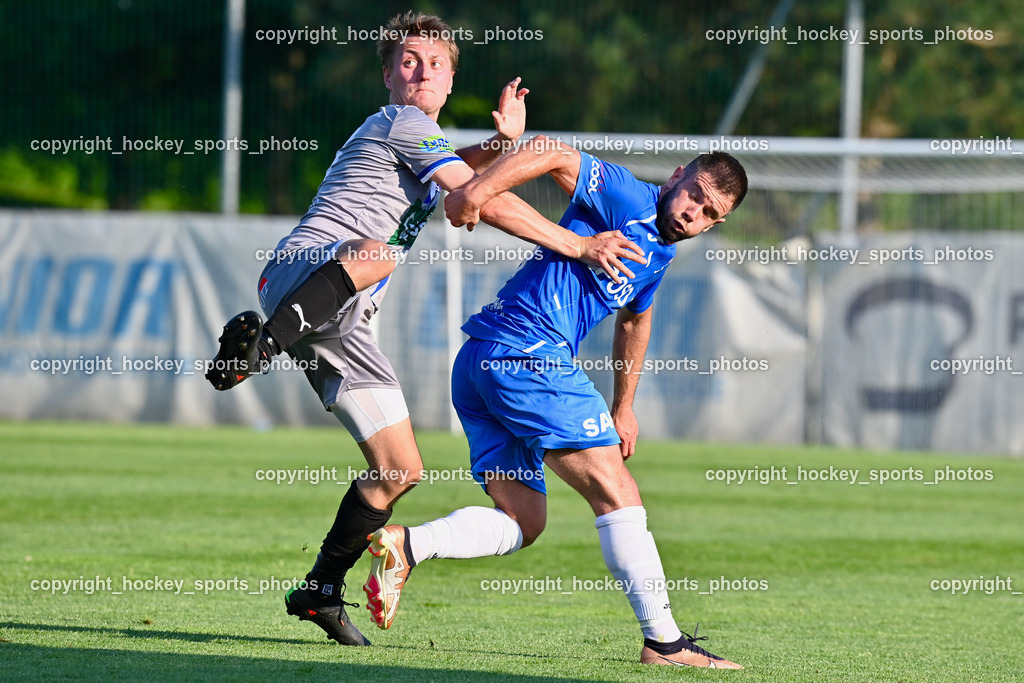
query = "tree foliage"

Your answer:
(0, 0), (1018, 212)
